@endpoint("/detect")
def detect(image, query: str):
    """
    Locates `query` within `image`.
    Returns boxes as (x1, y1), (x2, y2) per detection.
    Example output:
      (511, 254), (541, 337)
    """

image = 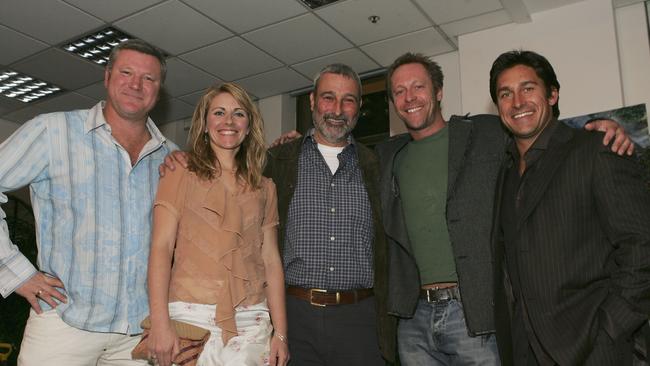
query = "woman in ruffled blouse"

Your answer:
(146, 83), (288, 366)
